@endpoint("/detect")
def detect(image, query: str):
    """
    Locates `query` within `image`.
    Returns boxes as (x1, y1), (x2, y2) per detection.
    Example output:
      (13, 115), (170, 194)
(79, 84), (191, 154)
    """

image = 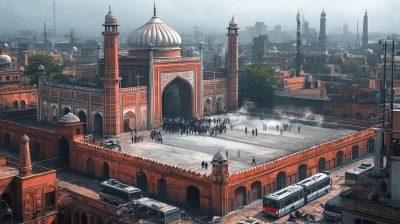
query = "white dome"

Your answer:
(365, 48), (373, 55)
(127, 16), (182, 49)
(72, 47), (78, 51)
(58, 112), (80, 123)
(229, 15), (238, 25)
(0, 53), (11, 64)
